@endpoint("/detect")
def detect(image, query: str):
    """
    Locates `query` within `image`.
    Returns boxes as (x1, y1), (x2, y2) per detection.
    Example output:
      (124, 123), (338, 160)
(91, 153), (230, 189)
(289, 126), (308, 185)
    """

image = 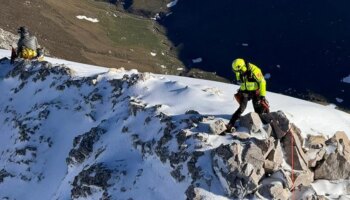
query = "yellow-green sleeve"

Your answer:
(253, 69), (266, 96)
(235, 72), (240, 81)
